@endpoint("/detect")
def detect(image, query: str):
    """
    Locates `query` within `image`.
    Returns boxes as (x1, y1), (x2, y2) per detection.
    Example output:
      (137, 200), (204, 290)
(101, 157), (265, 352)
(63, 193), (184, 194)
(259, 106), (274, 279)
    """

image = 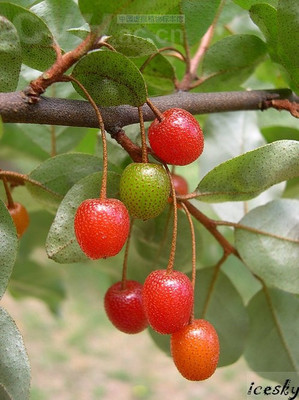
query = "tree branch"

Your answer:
(0, 89), (298, 133)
